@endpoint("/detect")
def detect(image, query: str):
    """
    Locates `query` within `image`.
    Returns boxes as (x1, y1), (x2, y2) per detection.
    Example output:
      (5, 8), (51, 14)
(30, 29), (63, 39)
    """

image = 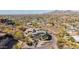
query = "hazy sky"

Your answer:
(0, 10), (52, 15)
